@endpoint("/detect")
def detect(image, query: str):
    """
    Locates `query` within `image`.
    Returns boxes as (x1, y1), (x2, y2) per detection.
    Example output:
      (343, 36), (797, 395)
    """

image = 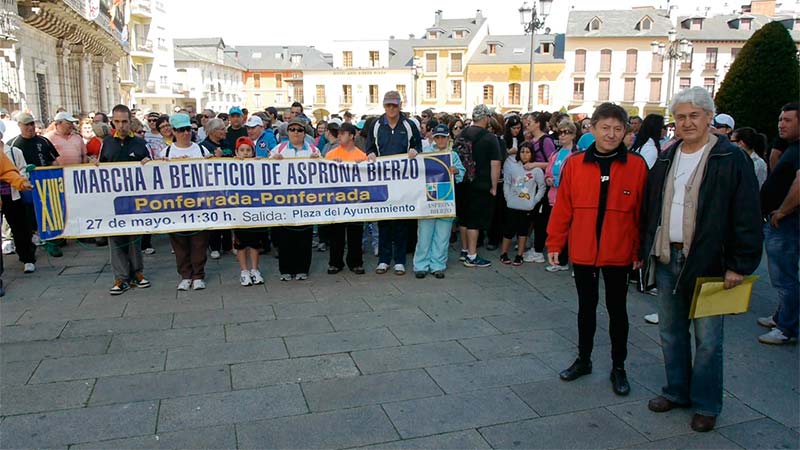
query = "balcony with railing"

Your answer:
(131, 0), (153, 20)
(131, 39), (154, 59)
